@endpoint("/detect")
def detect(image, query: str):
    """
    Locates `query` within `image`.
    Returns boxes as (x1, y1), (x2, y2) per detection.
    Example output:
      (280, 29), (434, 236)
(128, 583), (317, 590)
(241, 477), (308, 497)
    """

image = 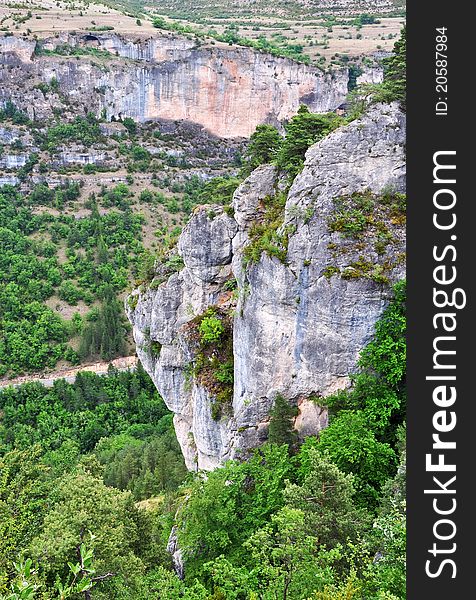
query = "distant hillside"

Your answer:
(142, 0), (406, 19)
